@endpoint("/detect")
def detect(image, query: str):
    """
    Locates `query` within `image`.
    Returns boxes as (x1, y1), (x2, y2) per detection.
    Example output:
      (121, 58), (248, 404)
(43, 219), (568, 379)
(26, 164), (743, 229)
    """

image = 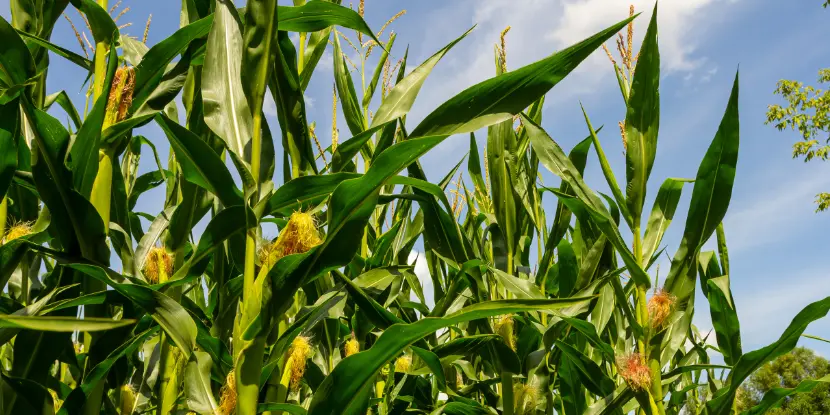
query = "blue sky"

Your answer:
(3, 0), (829, 358)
